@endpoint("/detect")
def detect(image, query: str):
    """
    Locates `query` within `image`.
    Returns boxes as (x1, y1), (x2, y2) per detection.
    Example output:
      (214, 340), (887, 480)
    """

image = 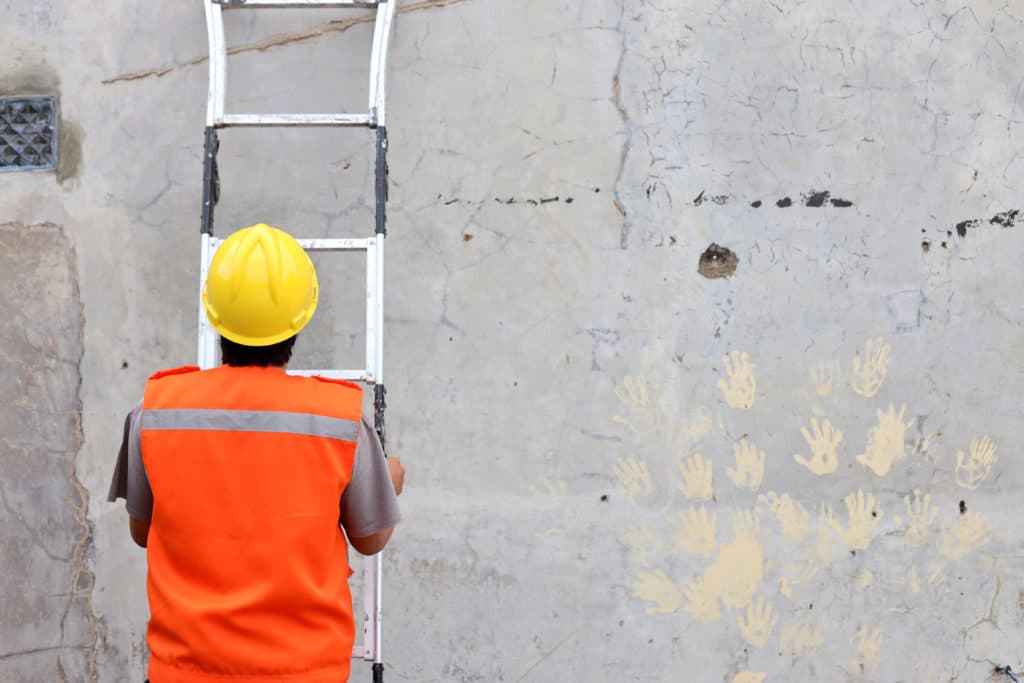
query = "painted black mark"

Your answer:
(750, 200), (762, 208)
(540, 196), (560, 204)
(698, 243), (739, 279)
(600, 494), (609, 503)
(959, 500), (967, 515)
(805, 190), (830, 207)
(956, 219), (981, 237)
(463, 234), (474, 243)
(776, 197), (793, 208)
(693, 190), (729, 205)
(990, 209), (1019, 227)
(921, 241), (931, 252)
(829, 197), (854, 207)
